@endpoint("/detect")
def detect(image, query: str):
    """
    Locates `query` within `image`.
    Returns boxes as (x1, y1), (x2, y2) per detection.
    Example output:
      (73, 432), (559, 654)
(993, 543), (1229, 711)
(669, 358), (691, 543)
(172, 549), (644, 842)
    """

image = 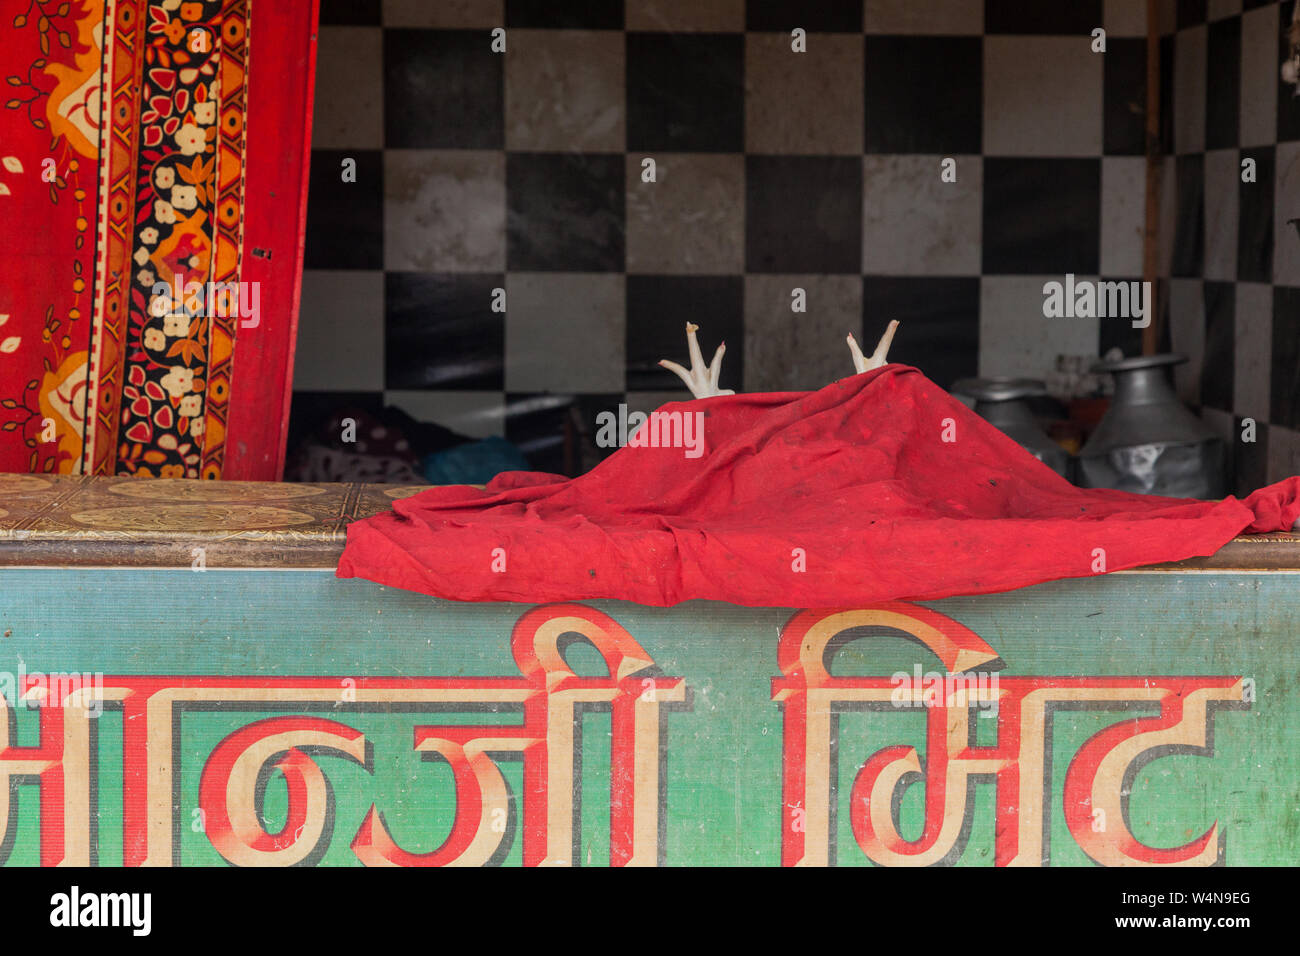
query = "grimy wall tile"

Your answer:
(294, 1), (1299, 485)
